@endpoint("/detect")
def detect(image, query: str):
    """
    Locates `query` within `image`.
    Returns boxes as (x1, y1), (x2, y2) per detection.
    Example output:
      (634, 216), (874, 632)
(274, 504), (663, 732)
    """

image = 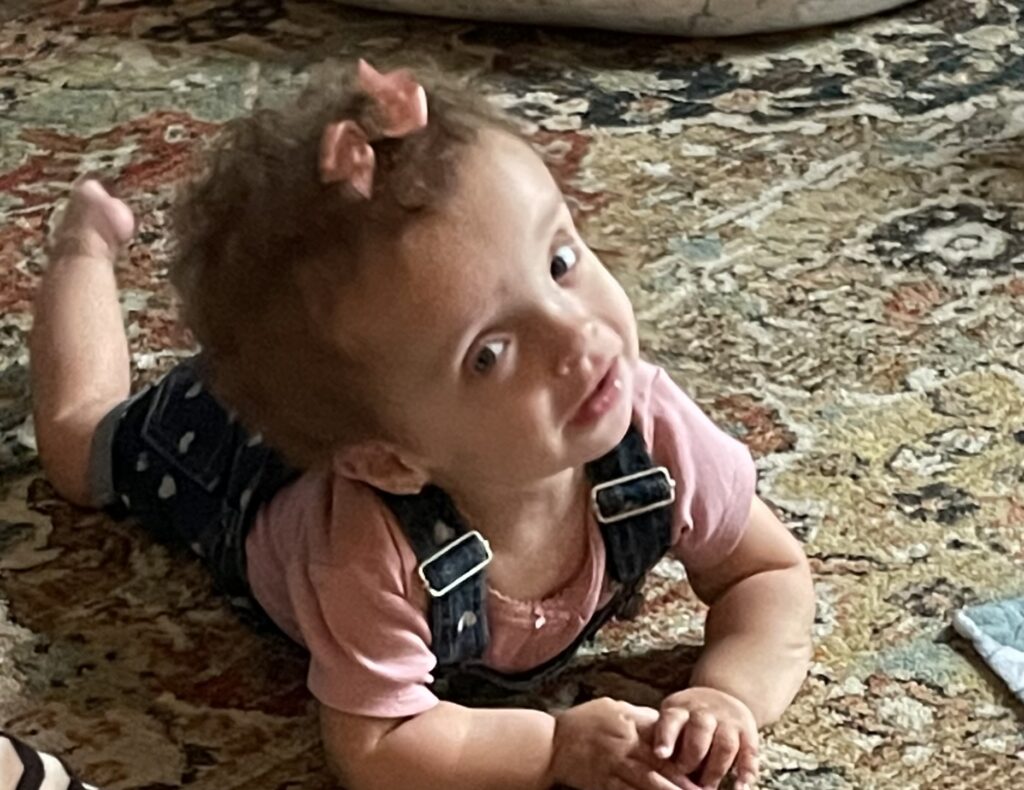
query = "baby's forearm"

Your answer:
(331, 701), (557, 790)
(690, 562), (815, 727)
